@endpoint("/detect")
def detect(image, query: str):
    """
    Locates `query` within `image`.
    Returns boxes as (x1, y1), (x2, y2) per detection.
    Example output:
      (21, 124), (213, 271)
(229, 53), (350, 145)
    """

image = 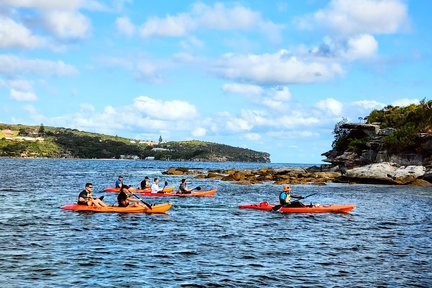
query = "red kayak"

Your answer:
(239, 202), (355, 213)
(139, 189), (217, 197)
